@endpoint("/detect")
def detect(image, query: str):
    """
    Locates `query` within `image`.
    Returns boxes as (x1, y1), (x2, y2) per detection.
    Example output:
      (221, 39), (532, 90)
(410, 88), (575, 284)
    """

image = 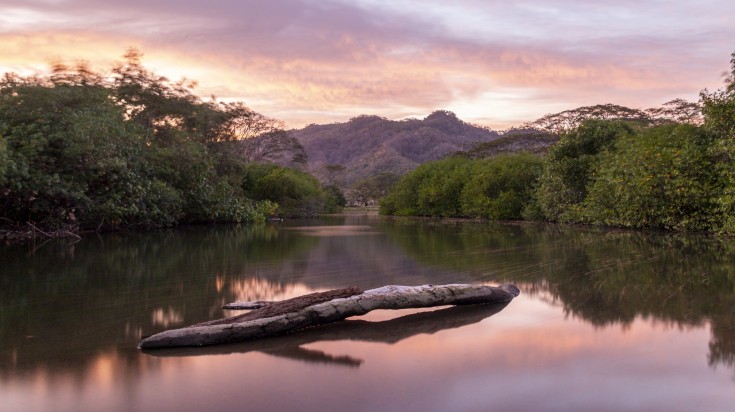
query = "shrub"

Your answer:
(380, 157), (471, 217)
(583, 124), (725, 231)
(381, 154), (543, 220)
(243, 163), (340, 217)
(460, 154), (543, 220)
(536, 120), (633, 221)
